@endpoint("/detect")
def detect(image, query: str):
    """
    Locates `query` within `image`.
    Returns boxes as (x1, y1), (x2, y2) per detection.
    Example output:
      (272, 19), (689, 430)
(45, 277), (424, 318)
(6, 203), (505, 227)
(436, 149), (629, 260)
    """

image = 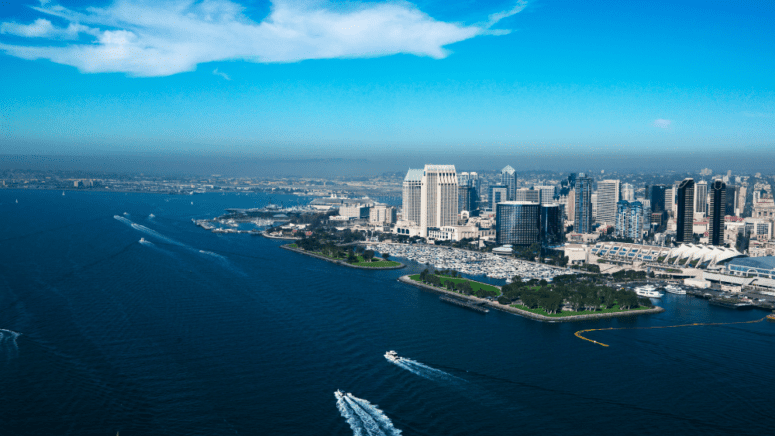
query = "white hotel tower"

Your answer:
(420, 165), (459, 237)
